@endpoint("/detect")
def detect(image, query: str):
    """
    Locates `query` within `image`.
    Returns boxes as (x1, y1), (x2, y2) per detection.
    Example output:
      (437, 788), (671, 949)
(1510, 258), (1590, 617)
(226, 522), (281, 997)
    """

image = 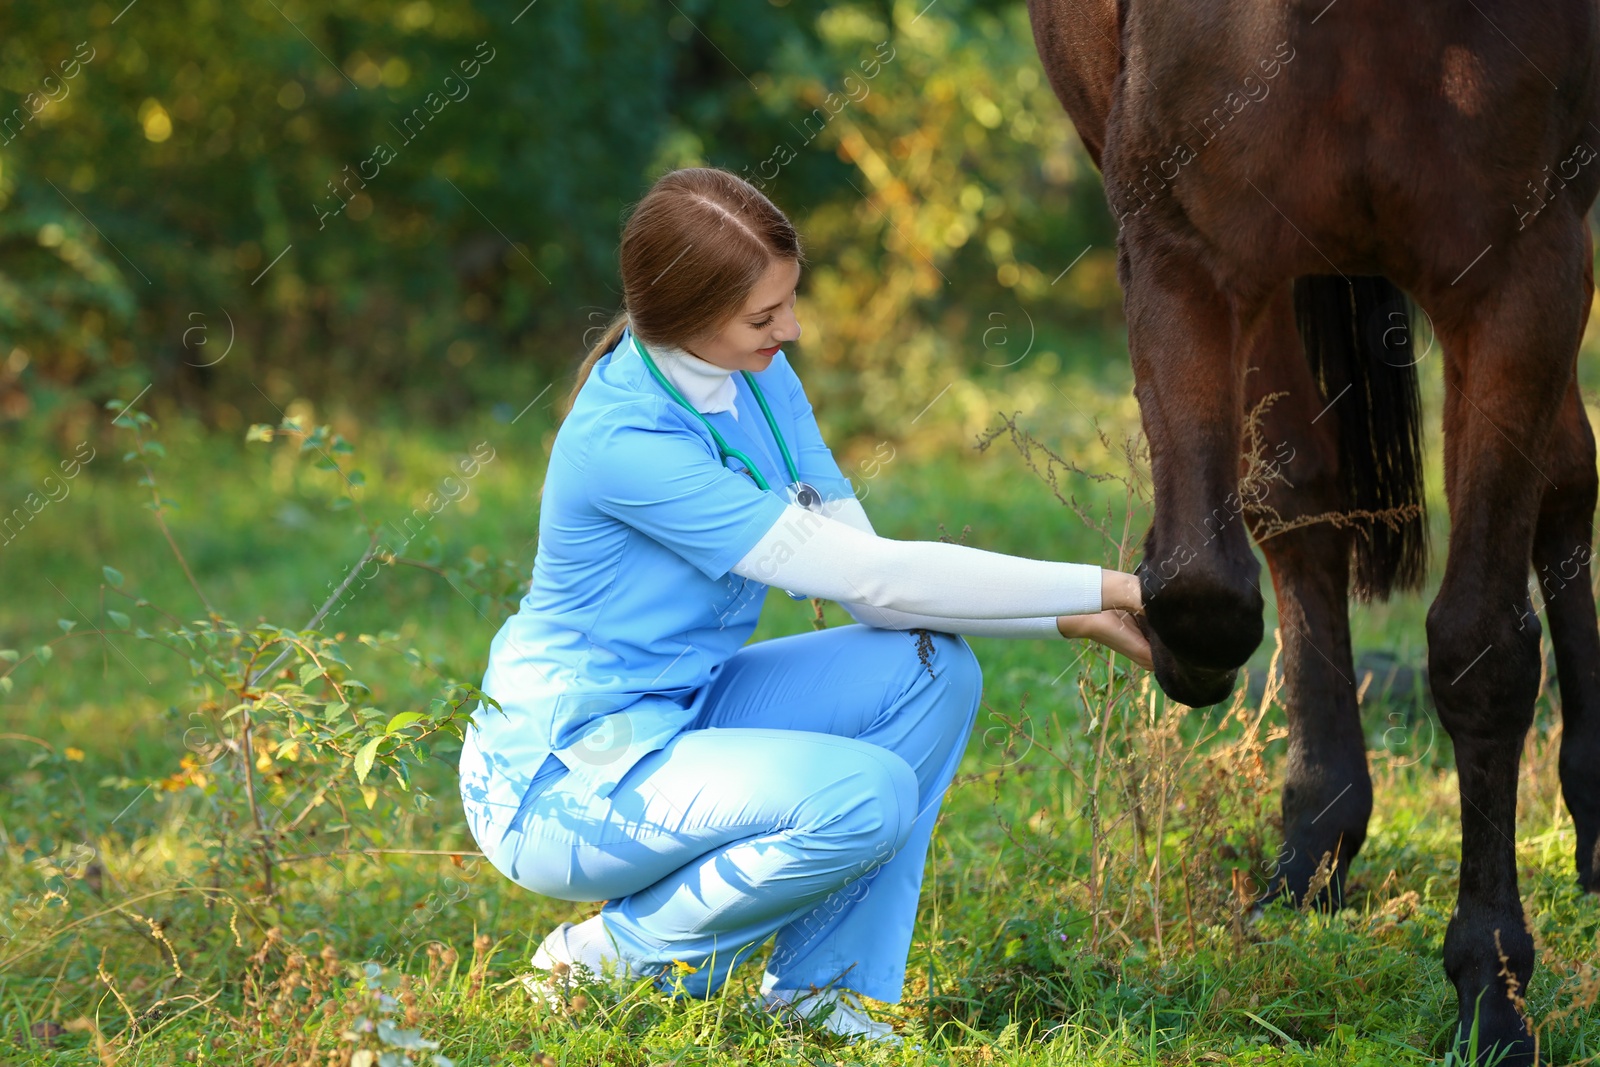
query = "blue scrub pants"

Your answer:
(483, 625), (983, 1002)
